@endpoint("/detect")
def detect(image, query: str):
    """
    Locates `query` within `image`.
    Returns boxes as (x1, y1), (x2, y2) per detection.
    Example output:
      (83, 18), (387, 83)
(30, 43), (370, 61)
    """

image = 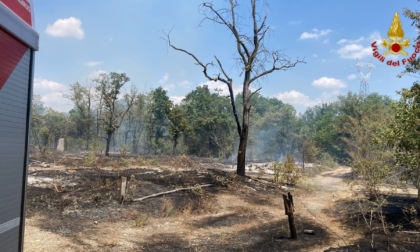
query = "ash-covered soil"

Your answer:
(24, 155), (420, 251)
